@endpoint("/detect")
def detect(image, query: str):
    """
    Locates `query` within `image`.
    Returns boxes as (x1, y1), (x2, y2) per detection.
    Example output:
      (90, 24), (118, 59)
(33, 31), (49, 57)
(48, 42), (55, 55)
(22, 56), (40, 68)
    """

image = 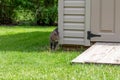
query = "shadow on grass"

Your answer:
(0, 31), (51, 52)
